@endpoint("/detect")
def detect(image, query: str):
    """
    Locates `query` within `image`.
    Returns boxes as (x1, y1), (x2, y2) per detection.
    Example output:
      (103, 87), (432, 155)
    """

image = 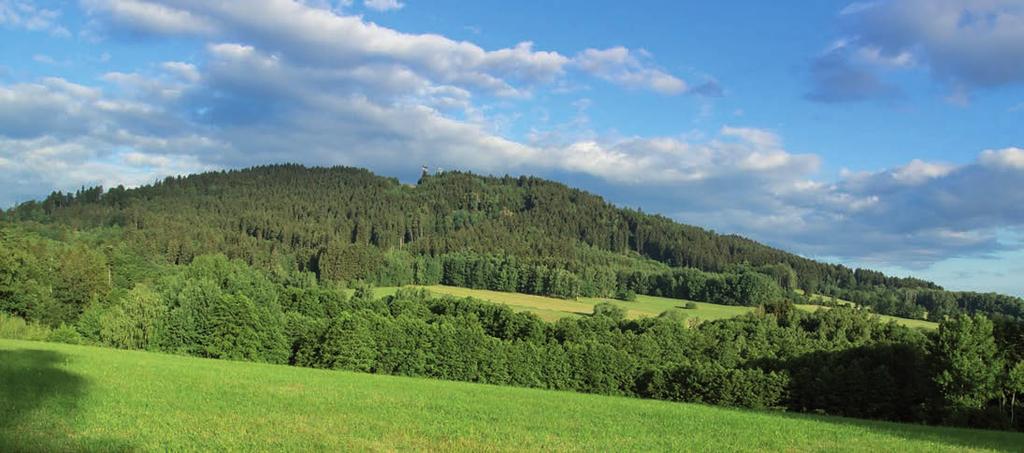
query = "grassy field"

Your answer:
(385, 285), (938, 329)
(2, 339), (1020, 452)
